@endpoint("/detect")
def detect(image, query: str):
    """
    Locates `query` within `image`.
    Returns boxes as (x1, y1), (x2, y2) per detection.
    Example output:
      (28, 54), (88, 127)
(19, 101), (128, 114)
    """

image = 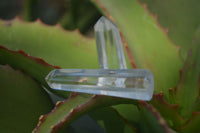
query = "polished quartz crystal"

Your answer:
(95, 16), (128, 93)
(94, 16), (127, 69)
(46, 69), (154, 100)
(45, 16), (154, 101)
